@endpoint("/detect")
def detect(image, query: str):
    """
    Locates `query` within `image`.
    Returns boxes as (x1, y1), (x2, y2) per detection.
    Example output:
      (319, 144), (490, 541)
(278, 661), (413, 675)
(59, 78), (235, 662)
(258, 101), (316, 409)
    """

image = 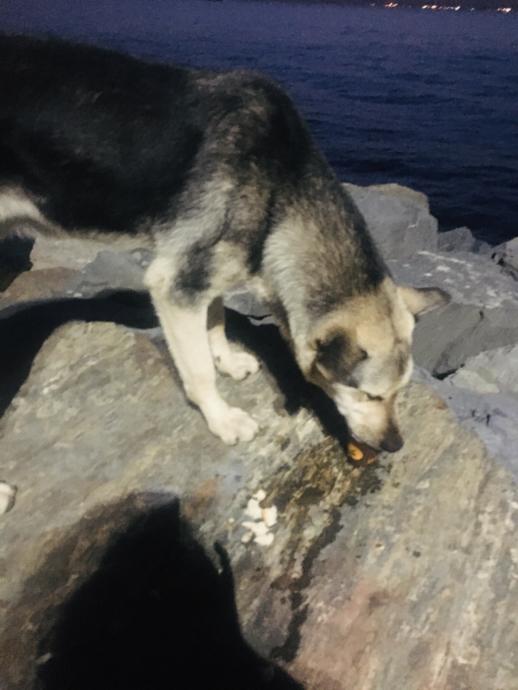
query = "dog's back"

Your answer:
(0, 34), (209, 233)
(0, 35), (315, 239)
